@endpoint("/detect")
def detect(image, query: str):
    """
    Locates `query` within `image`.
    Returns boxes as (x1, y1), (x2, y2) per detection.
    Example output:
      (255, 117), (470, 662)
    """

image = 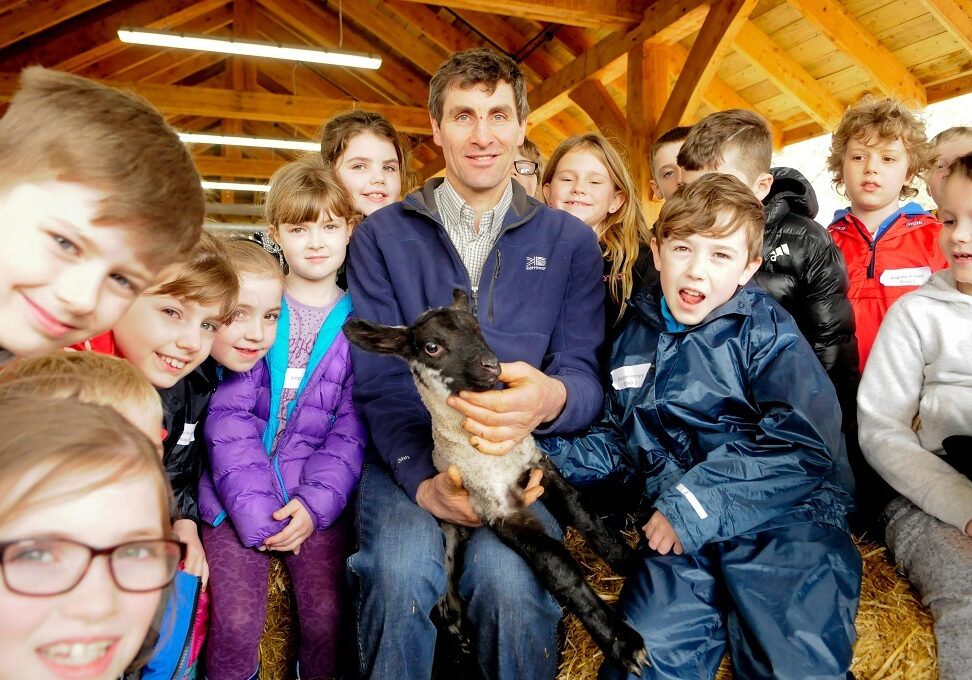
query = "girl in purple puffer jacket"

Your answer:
(199, 158), (366, 680)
